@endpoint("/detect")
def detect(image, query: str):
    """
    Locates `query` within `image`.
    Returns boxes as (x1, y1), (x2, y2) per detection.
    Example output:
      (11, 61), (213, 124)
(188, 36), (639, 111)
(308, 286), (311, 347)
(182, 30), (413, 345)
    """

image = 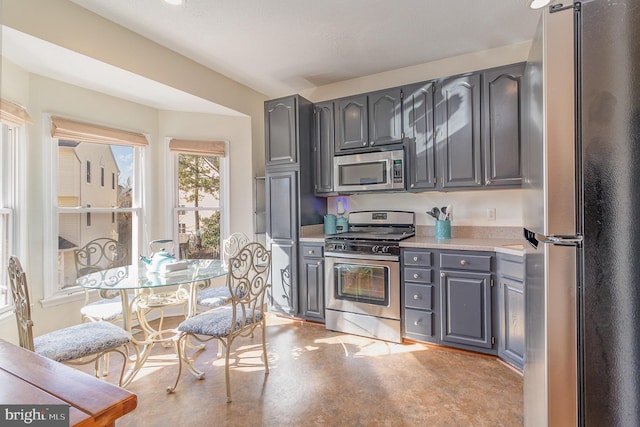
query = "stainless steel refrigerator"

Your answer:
(523, 1), (640, 426)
